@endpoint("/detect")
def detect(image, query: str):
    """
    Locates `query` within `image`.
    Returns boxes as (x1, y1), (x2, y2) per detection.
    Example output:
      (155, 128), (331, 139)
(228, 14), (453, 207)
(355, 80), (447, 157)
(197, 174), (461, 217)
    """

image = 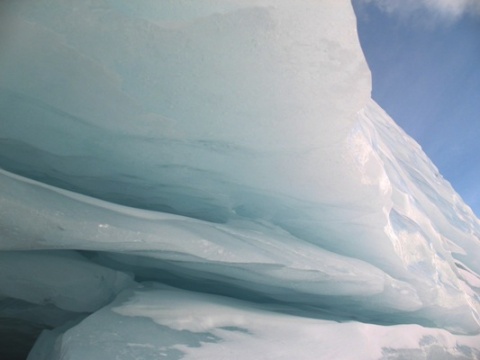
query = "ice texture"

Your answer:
(27, 284), (480, 360)
(0, 0), (479, 359)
